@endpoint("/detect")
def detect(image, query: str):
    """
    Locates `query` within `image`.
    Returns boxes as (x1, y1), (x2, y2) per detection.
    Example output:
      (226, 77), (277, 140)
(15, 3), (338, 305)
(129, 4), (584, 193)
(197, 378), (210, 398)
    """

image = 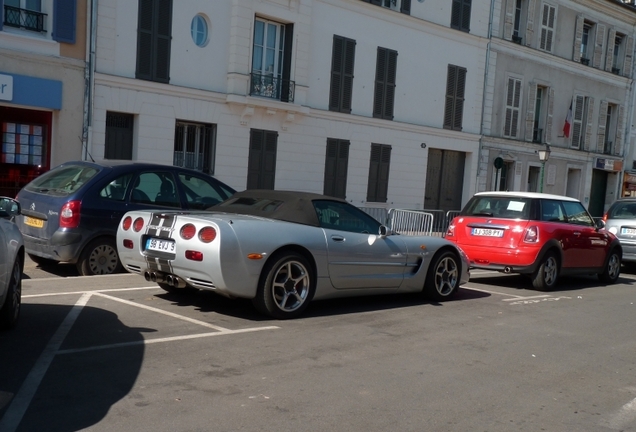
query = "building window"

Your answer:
(373, 47), (398, 120)
(504, 77), (521, 138)
(173, 122), (215, 174)
(104, 112), (134, 160)
(527, 166), (540, 192)
(323, 139), (350, 199)
(532, 86), (548, 143)
(367, 143), (391, 203)
(190, 14), (208, 47)
(247, 129), (278, 190)
(570, 95), (587, 150)
(443, 64), (467, 131)
(604, 104), (614, 154)
(363, 0), (411, 15)
(136, 0), (173, 83)
(451, 0), (471, 32)
(329, 35), (356, 113)
(250, 18), (294, 102)
(580, 22), (593, 65)
(496, 161), (514, 191)
(3, 0), (47, 33)
(512, 0), (524, 43)
(611, 34), (624, 74)
(539, 3), (555, 52)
